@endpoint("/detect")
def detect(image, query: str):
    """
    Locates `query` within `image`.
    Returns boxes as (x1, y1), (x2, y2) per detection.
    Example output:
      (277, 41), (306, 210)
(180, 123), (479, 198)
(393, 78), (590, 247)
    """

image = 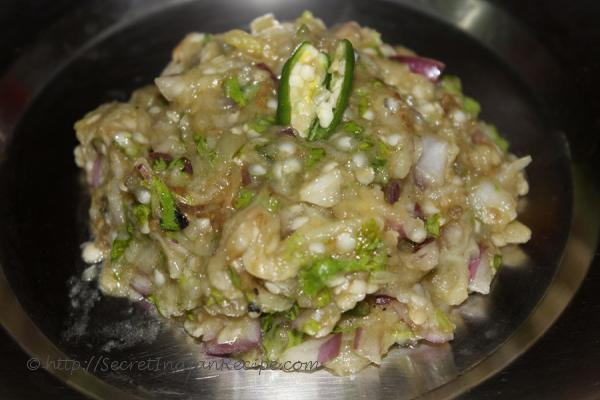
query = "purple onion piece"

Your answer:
(373, 295), (395, 305)
(414, 237), (434, 252)
(256, 62), (279, 83)
(180, 157), (193, 174)
(278, 127), (298, 137)
(148, 151), (173, 163)
(352, 327), (363, 350)
(385, 219), (405, 238)
(135, 162), (153, 180)
(468, 255), (481, 281)
(317, 333), (342, 364)
(137, 298), (154, 311)
(389, 55), (445, 81)
(205, 340), (259, 356)
(241, 165), (252, 186)
(383, 180), (401, 204)
(468, 244), (485, 281)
